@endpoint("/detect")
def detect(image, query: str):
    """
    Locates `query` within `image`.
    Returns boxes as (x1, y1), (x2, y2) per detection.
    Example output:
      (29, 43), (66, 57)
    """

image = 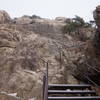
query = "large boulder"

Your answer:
(93, 5), (100, 29)
(55, 17), (72, 24)
(93, 5), (100, 58)
(0, 10), (11, 24)
(0, 28), (42, 100)
(14, 15), (33, 24)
